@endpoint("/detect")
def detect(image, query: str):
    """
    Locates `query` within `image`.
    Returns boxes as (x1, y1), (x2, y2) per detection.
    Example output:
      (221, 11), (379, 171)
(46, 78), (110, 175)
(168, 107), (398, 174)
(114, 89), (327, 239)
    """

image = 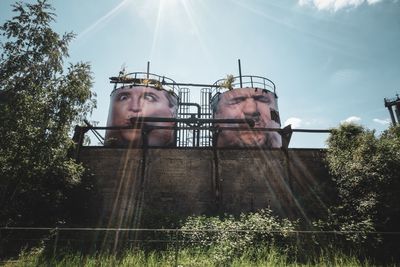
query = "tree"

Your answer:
(0, 0), (96, 226)
(324, 123), (400, 258)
